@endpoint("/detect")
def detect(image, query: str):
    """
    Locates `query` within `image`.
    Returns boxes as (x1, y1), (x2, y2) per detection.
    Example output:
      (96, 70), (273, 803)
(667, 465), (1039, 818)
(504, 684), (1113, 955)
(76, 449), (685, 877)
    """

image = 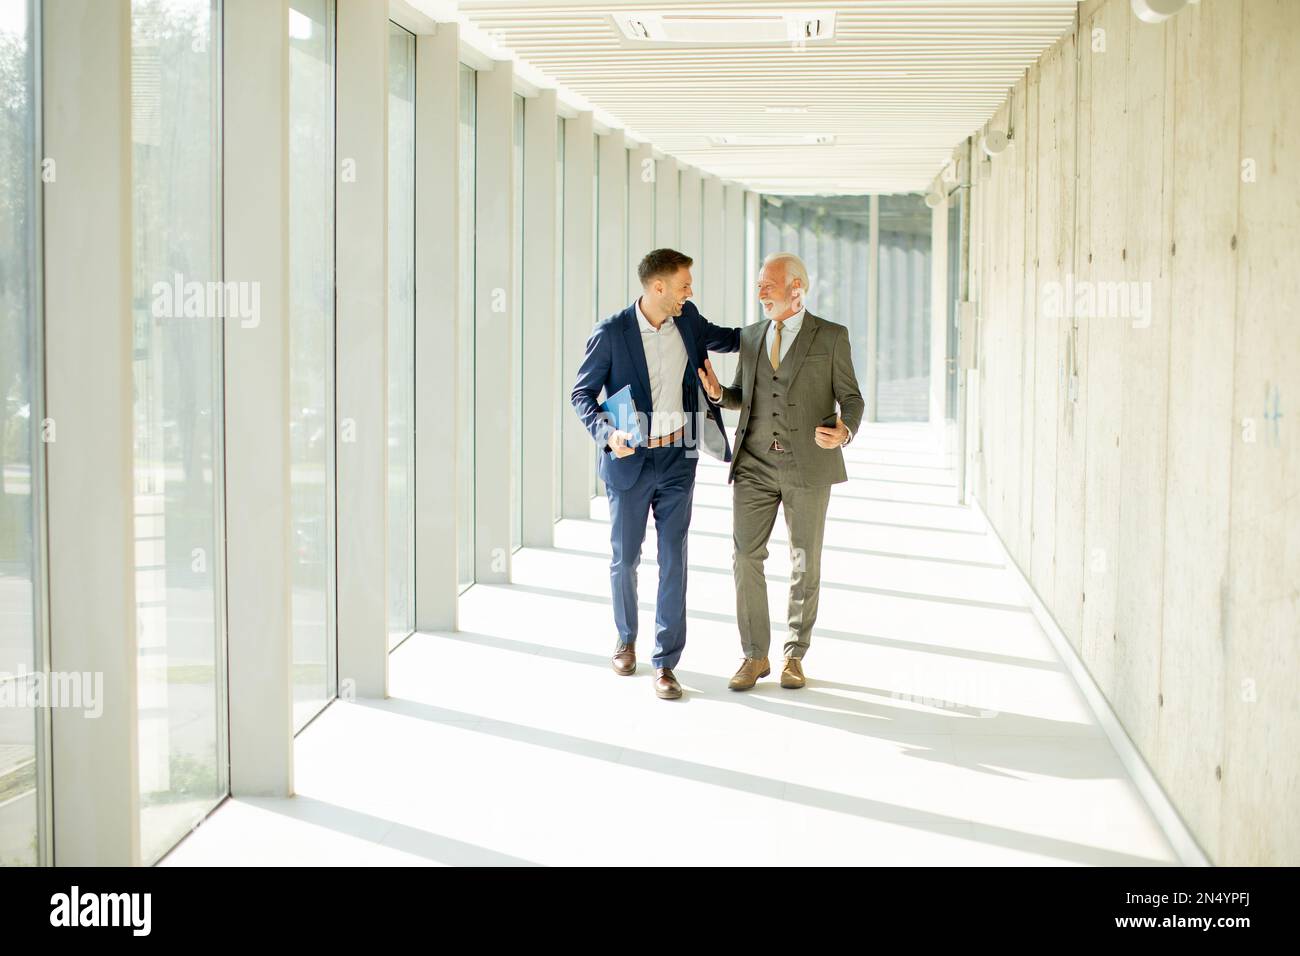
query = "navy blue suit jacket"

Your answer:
(571, 299), (742, 491)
